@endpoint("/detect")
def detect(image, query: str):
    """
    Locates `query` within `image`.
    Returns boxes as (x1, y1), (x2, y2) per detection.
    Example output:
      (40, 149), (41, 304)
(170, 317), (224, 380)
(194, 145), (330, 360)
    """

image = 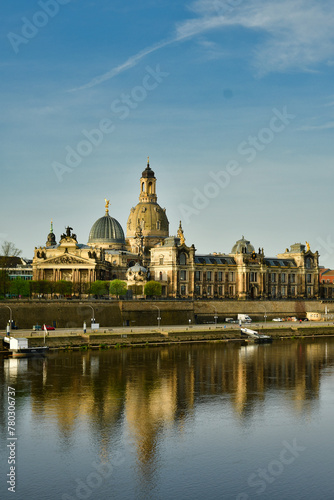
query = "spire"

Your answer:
(46, 220), (57, 247)
(177, 221), (185, 245)
(141, 156), (155, 178)
(104, 198), (110, 216)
